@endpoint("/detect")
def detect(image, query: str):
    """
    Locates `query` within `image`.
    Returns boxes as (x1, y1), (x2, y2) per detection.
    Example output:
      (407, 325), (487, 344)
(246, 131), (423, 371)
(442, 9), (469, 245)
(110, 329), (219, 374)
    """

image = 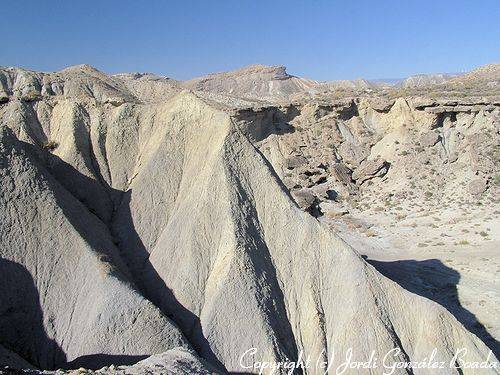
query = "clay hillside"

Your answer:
(0, 63), (499, 374)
